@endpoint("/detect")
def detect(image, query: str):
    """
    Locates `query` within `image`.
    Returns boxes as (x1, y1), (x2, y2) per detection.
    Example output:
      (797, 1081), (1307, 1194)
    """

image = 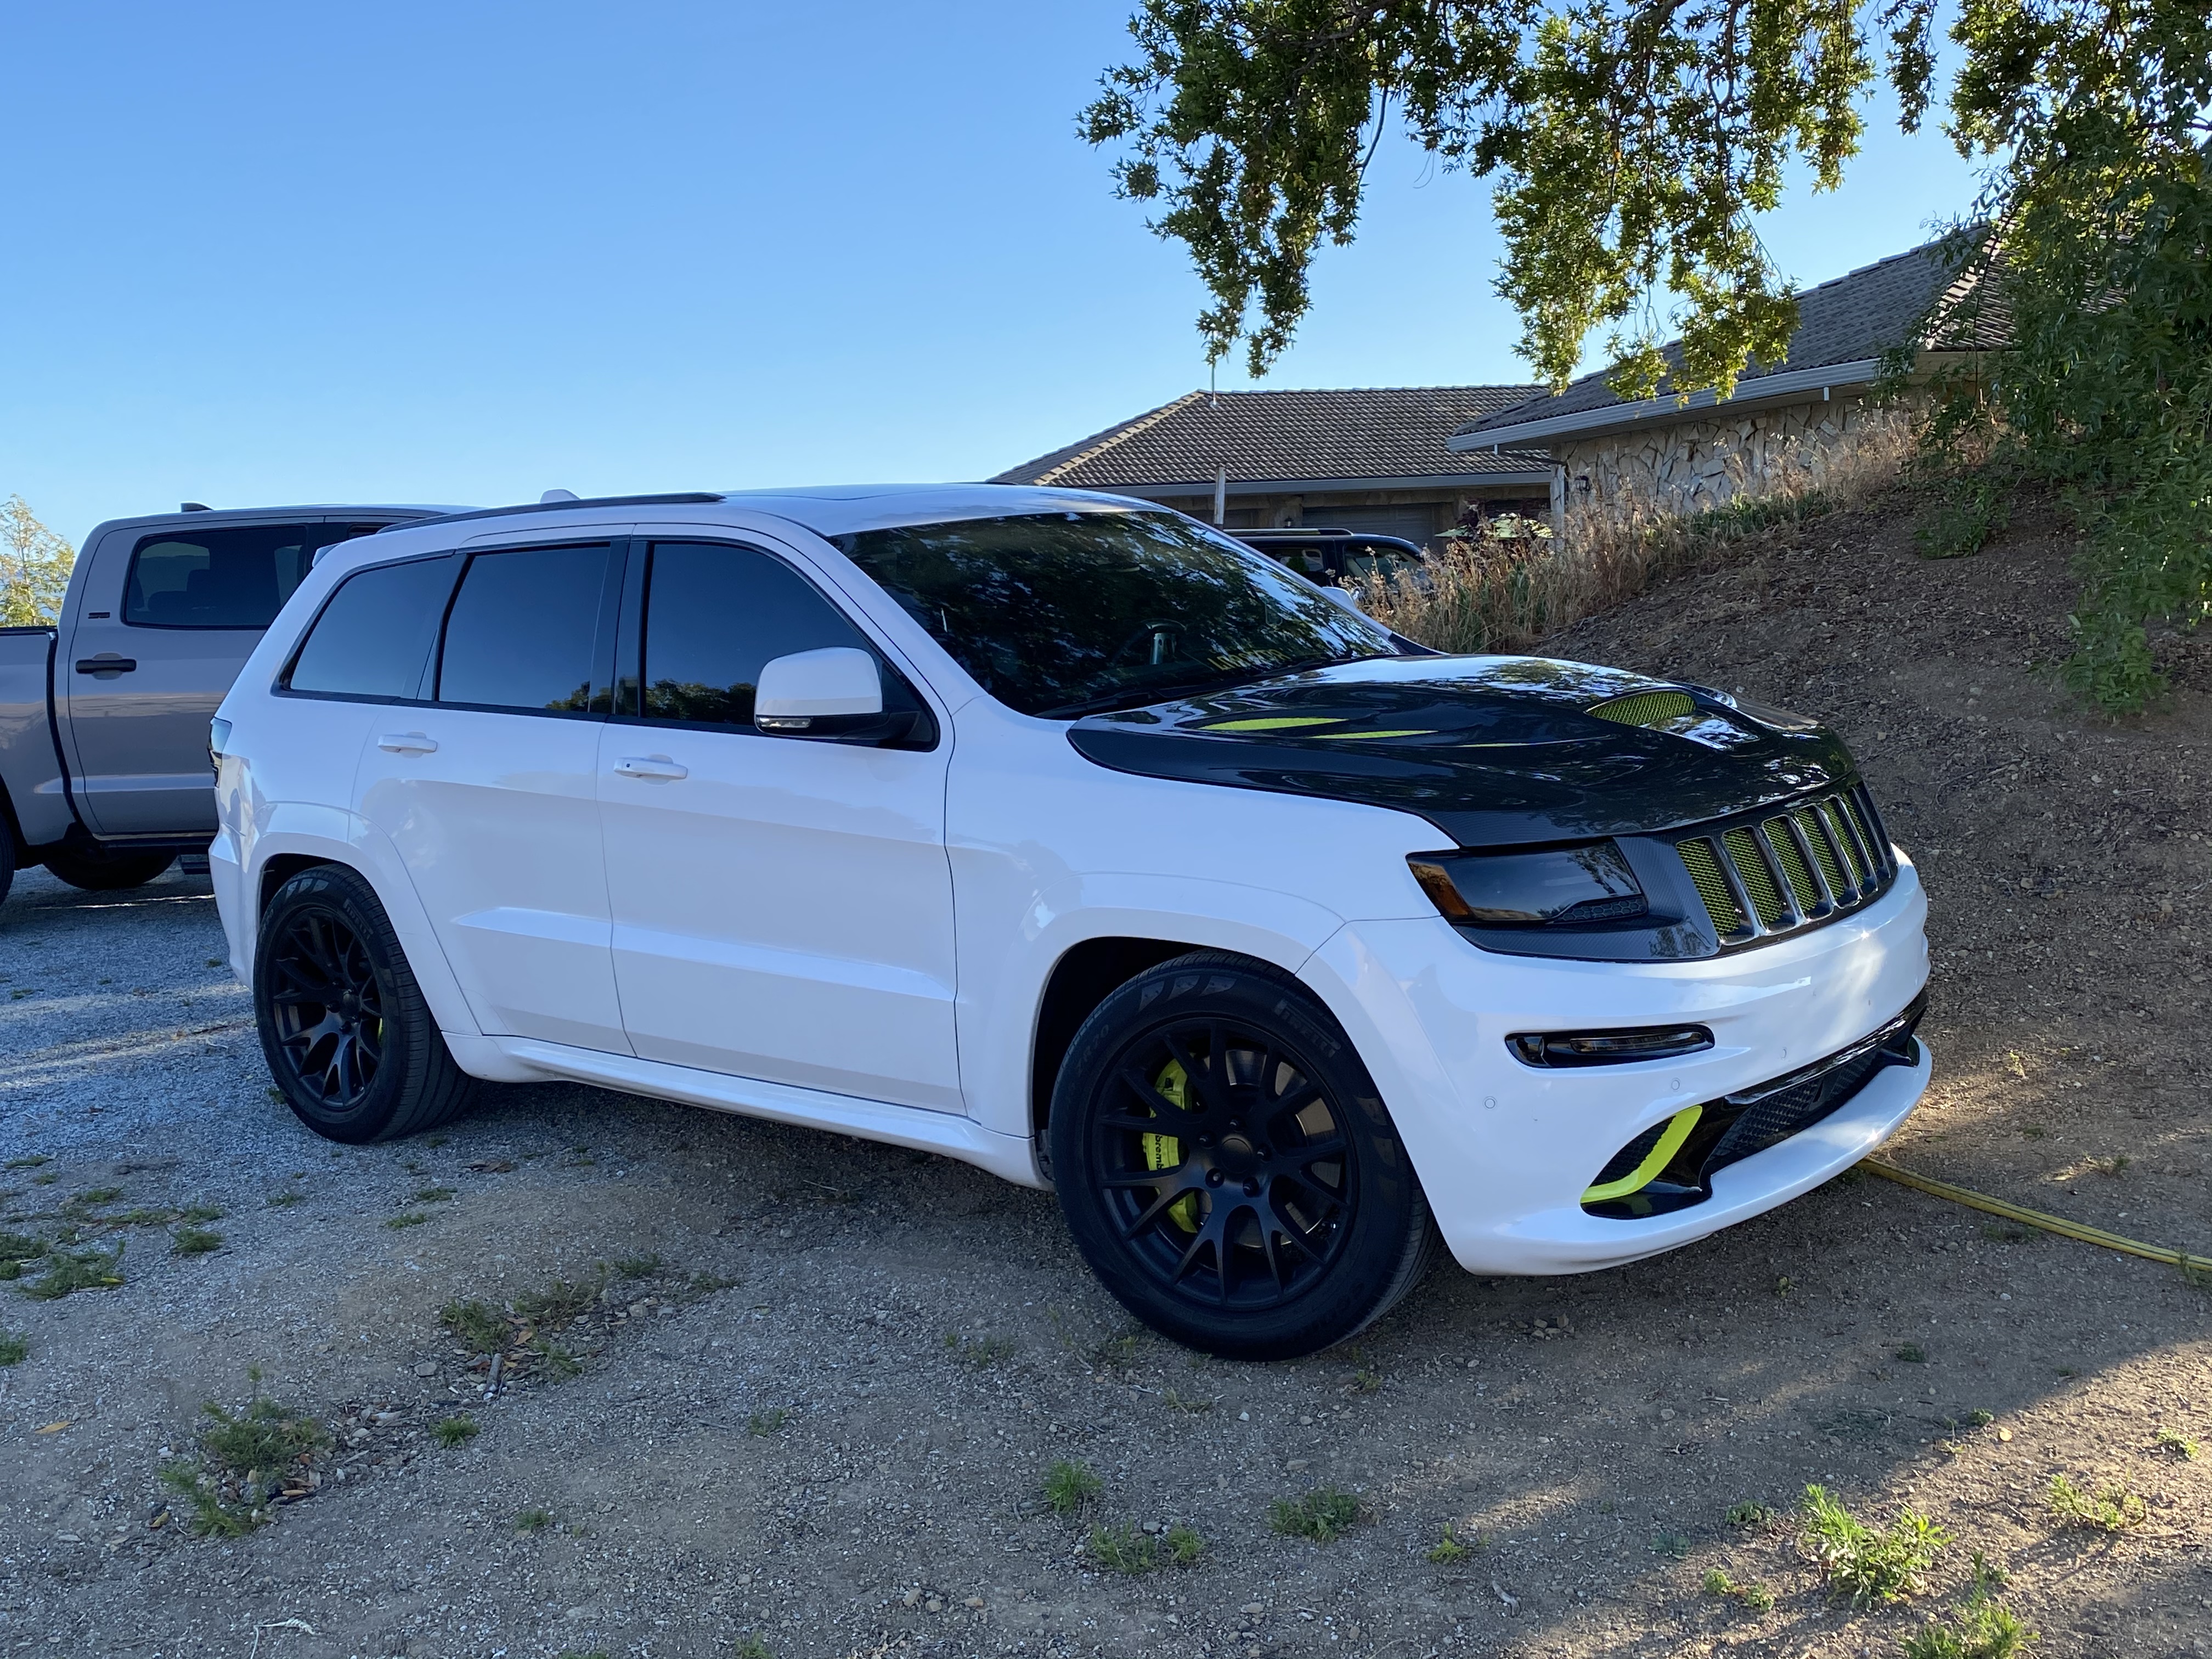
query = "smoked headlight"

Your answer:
(1408, 842), (1649, 927)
